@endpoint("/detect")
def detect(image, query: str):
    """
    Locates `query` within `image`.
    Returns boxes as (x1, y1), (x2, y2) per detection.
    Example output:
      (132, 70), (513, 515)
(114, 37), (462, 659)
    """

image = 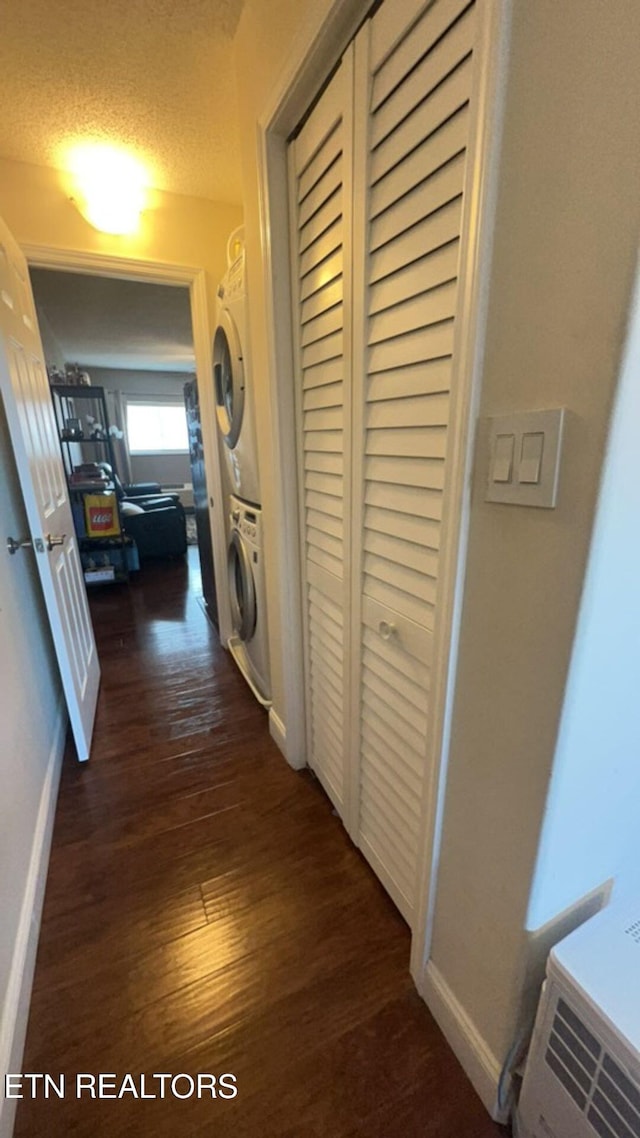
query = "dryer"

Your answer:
(213, 228), (261, 506)
(227, 495), (271, 706)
